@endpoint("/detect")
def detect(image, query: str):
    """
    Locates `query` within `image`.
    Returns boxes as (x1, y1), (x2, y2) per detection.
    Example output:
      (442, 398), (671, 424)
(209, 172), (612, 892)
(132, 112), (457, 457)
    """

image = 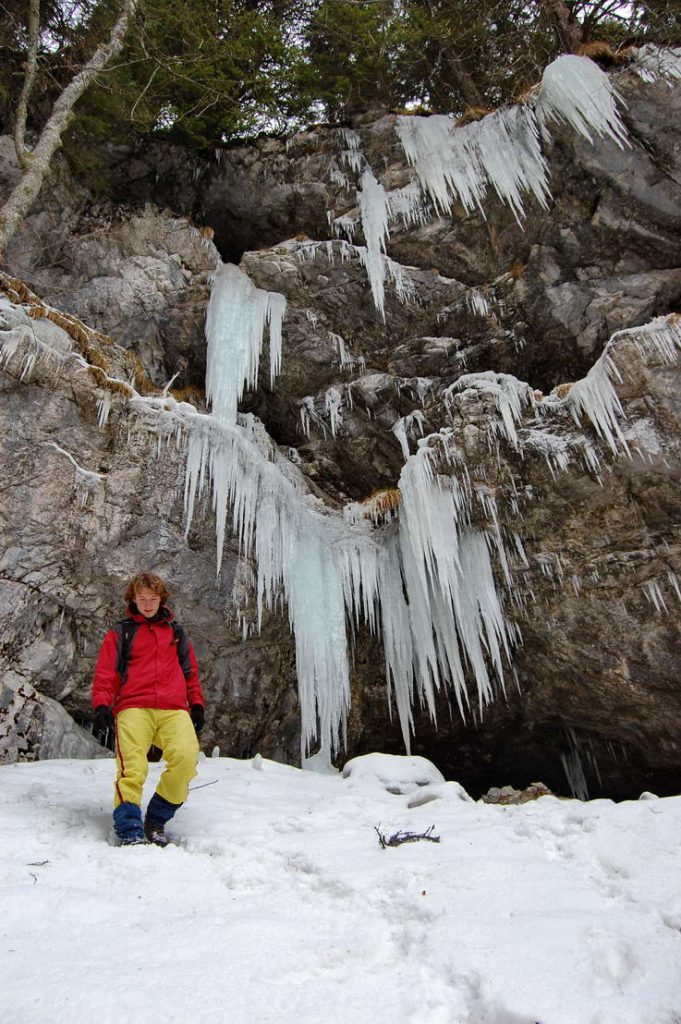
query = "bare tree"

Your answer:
(0, 0), (140, 261)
